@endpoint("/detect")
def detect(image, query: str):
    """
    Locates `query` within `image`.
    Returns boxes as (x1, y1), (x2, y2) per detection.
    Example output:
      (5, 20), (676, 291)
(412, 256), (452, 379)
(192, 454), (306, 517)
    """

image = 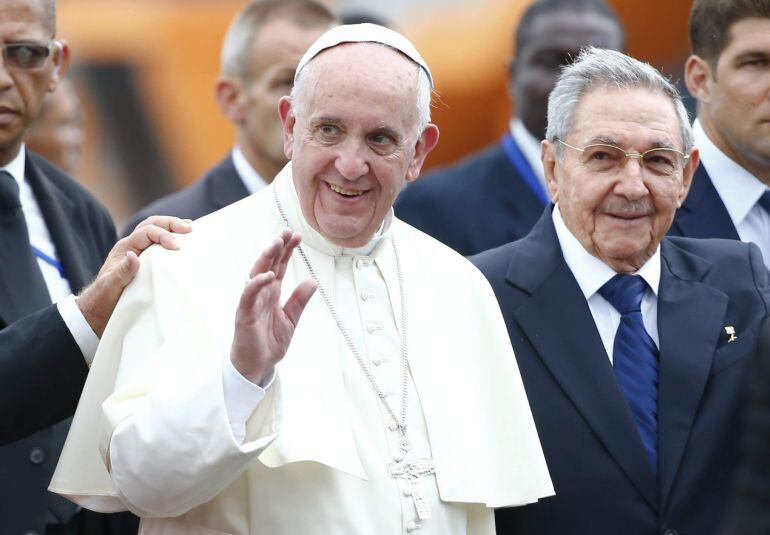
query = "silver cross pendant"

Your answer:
(387, 451), (436, 520)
